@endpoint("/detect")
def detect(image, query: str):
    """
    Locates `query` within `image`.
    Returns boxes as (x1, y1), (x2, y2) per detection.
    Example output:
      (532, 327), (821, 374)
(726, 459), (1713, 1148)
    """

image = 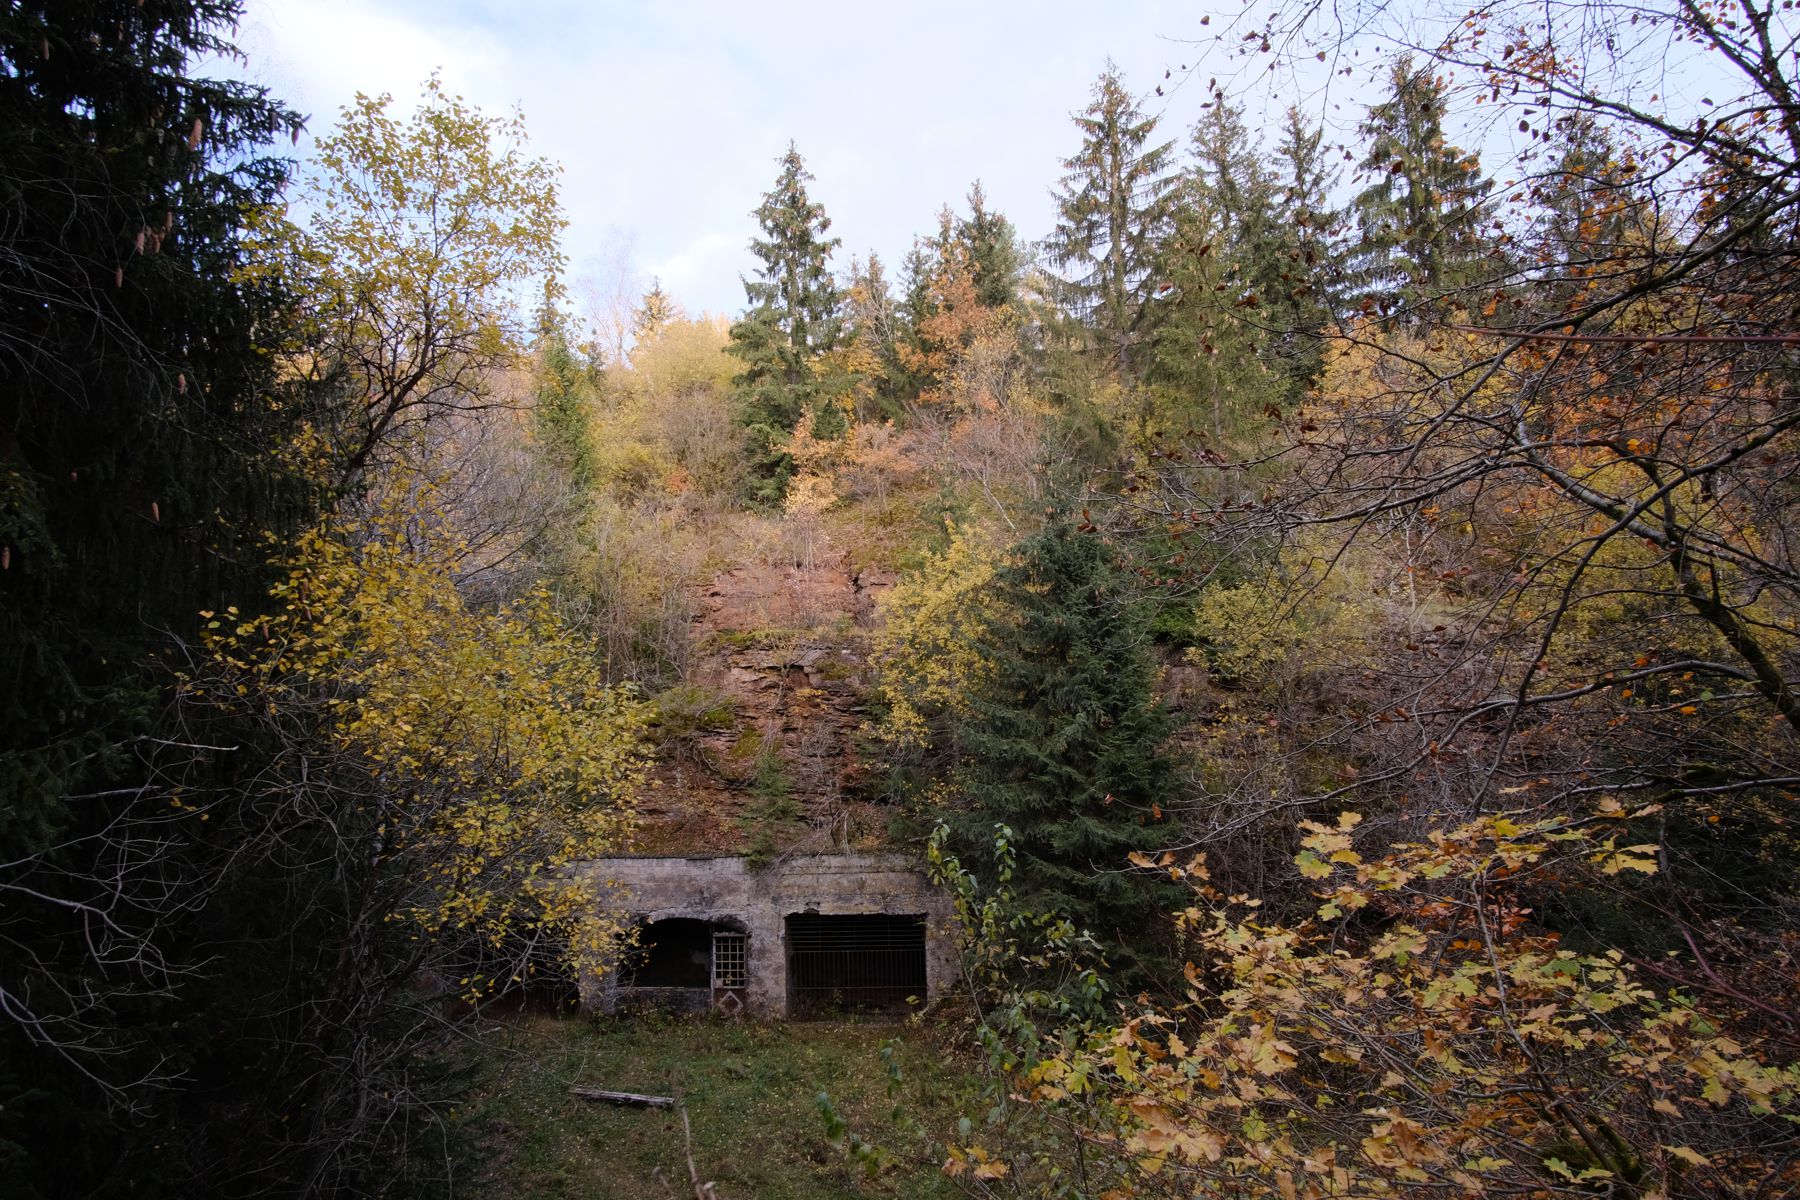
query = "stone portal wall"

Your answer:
(576, 853), (958, 1018)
